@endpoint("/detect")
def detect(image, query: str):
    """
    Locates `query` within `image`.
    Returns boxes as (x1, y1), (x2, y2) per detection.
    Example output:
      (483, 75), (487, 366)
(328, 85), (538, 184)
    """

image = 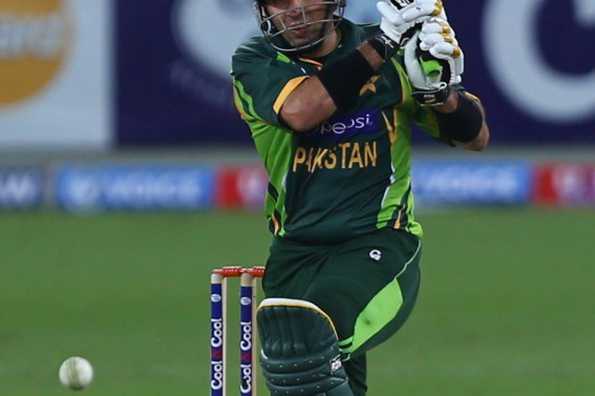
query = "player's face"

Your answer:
(263, 0), (331, 49)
